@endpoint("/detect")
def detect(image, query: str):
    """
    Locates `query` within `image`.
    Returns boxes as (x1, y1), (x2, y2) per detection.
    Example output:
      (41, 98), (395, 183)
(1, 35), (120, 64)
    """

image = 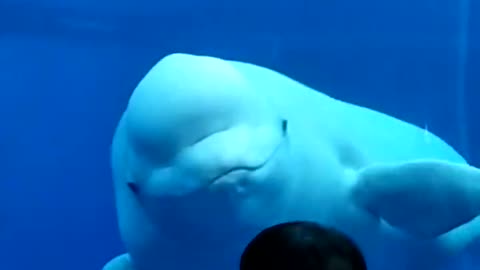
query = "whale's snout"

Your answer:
(117, 53), (286, 198)
(133, 121), (286, 198)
